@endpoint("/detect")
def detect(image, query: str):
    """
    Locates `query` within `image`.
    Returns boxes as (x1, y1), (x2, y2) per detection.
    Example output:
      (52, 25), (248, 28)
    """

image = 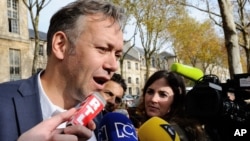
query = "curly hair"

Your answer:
(110, 73), (127, 93)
